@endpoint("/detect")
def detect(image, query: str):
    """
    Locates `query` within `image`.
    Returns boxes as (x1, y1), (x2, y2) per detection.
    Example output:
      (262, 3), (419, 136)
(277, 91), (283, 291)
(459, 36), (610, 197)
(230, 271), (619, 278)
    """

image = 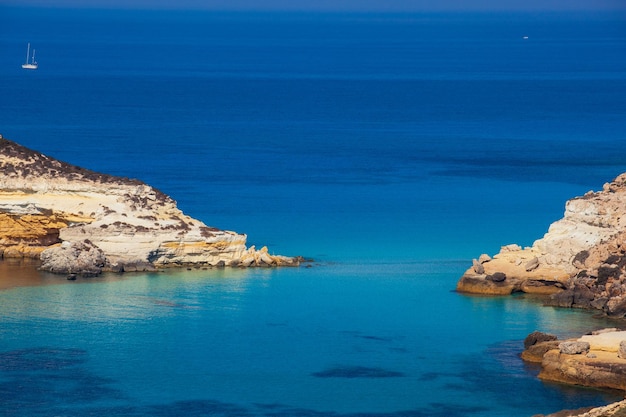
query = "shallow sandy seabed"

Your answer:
(0, 259), (129, 291)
